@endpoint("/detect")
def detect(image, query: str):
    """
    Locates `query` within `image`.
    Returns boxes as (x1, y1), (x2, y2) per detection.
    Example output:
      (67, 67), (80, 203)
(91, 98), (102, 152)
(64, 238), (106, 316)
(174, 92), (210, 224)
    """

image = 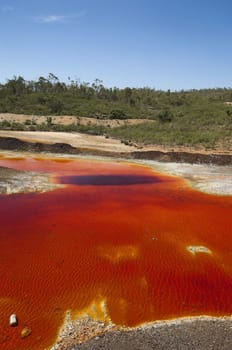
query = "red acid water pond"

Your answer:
(0, 156), (232, 349)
